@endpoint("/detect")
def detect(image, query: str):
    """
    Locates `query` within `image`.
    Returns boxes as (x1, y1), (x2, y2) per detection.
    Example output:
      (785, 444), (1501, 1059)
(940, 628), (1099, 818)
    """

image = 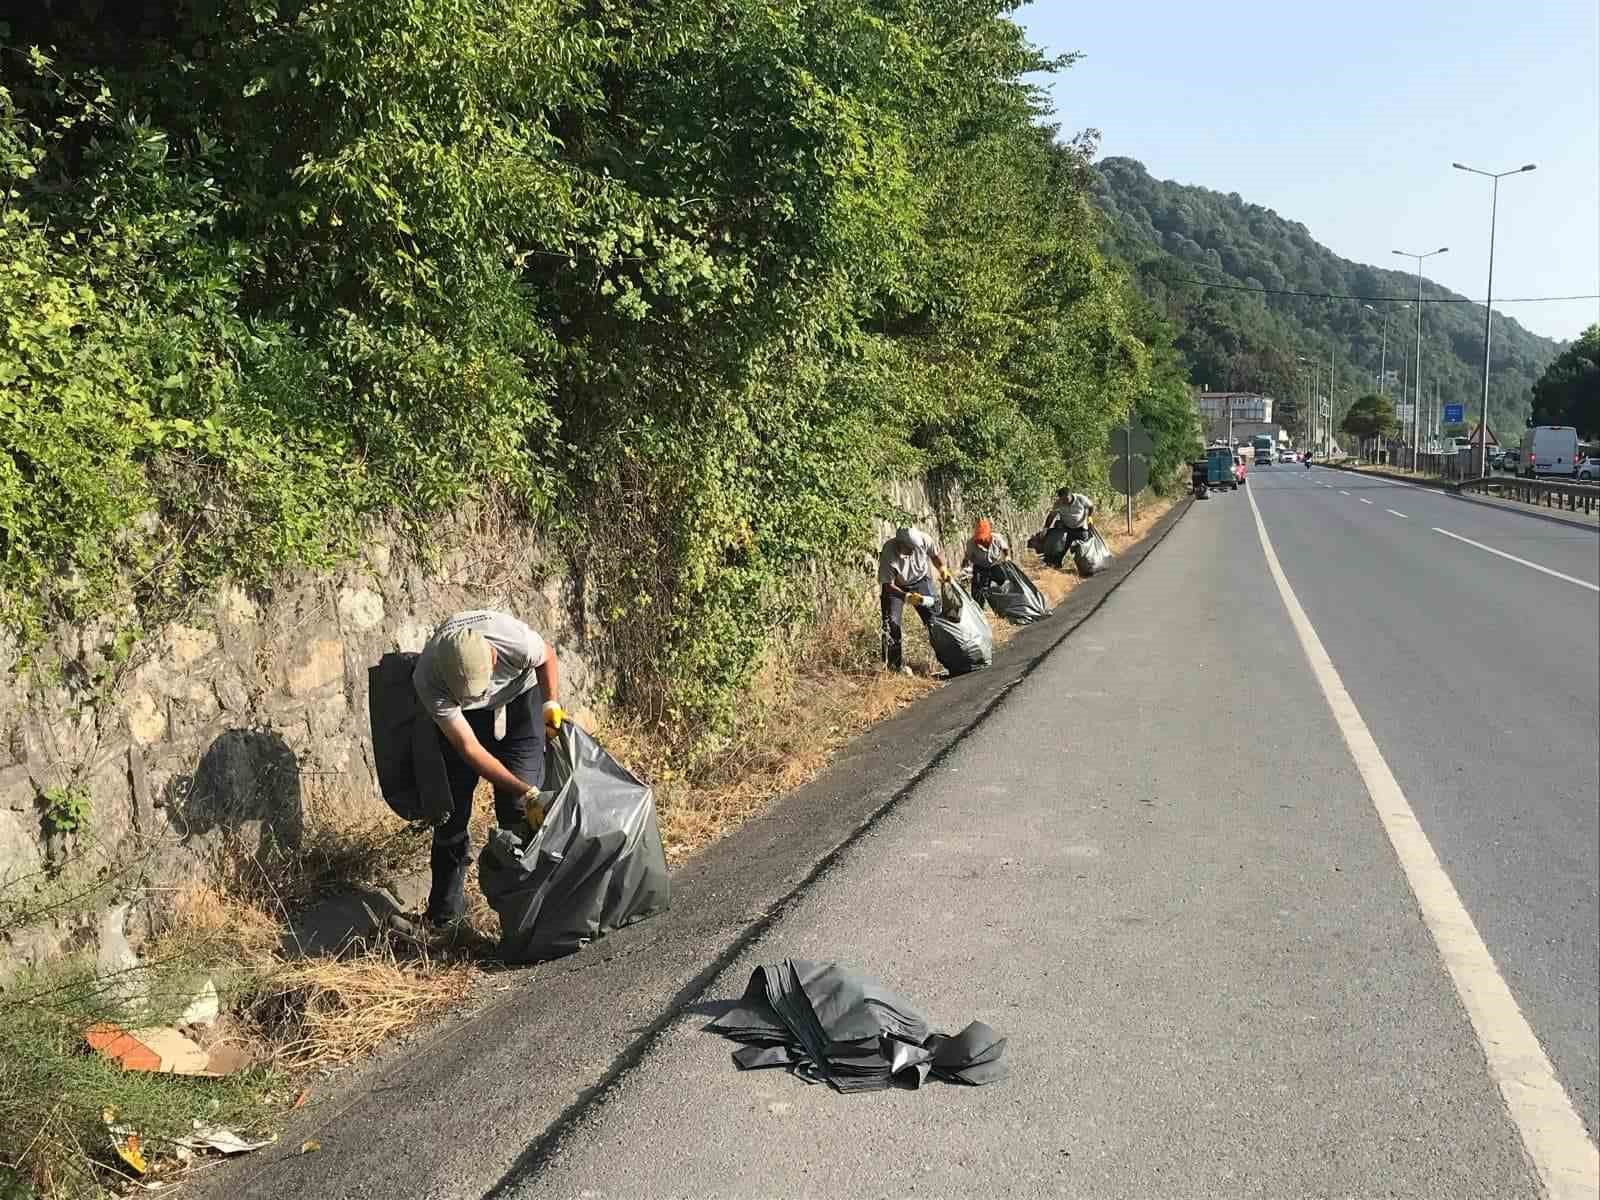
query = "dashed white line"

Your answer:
(1338, 490), (1352, 496)
(1431, 527), (1600, 592)
(1246, 485), (1600, 1200)
(1387, 509), (1408, 519)
(1359, 498), (1373, 505)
